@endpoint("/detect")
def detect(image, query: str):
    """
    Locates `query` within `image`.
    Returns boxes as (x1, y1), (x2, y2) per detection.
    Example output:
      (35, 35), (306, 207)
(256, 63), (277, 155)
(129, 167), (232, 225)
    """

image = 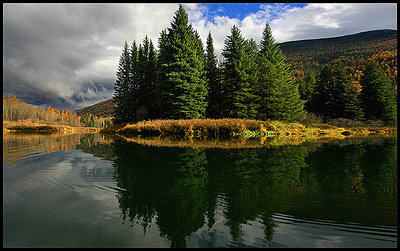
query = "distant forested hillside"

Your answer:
(279, 29), (397, 88)
(78, 29), (397, 119)
(75, 98), (116, 118)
